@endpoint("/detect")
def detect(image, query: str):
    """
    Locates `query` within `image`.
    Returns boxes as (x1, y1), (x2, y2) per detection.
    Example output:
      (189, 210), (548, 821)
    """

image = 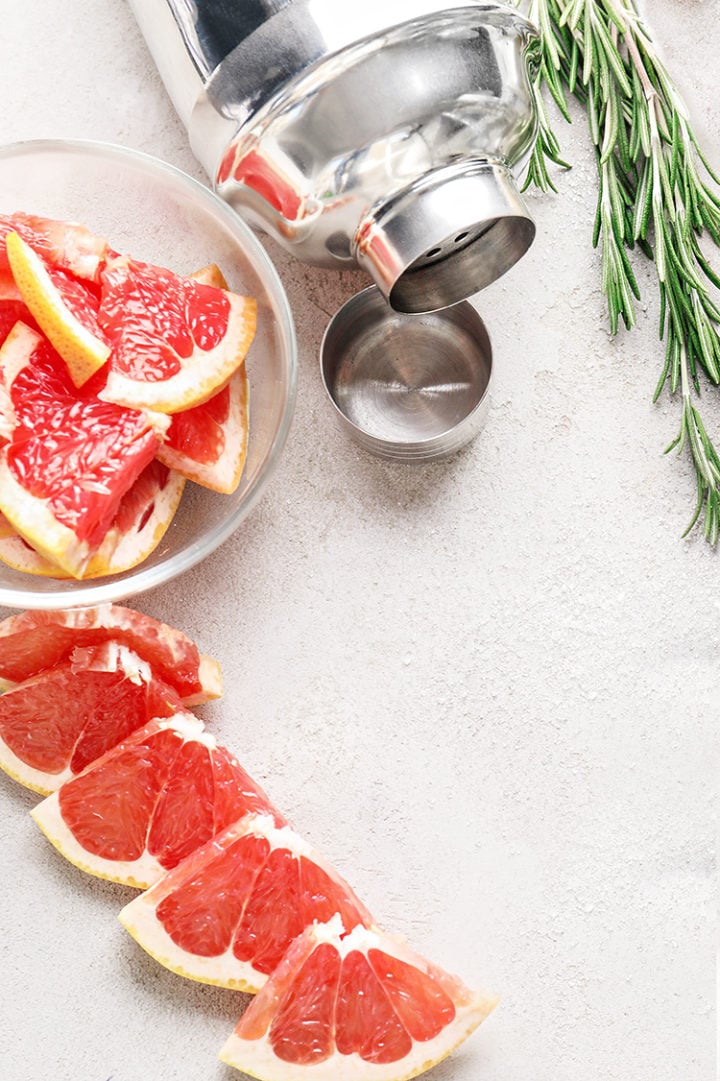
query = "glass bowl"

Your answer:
(0, 139), (297, 611)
